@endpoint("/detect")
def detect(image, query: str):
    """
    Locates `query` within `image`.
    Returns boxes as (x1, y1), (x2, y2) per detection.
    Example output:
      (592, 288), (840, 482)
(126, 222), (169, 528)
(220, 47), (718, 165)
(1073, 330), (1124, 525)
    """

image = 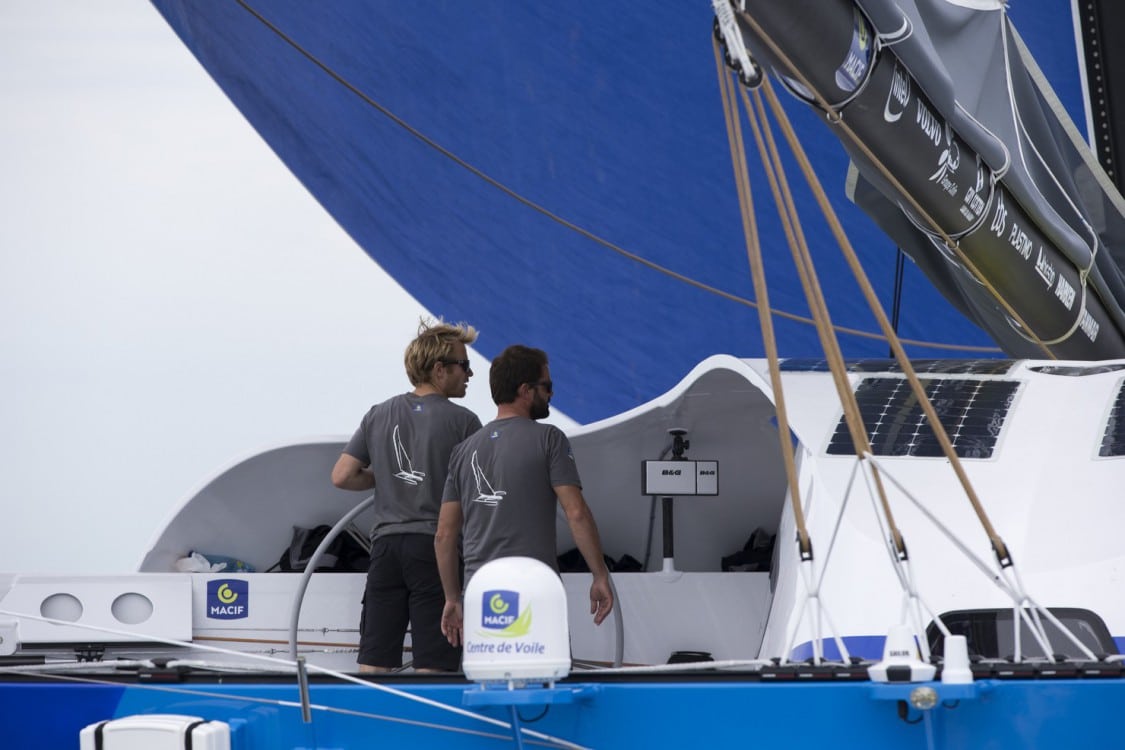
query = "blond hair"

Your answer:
(404, 318), (478, 386)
